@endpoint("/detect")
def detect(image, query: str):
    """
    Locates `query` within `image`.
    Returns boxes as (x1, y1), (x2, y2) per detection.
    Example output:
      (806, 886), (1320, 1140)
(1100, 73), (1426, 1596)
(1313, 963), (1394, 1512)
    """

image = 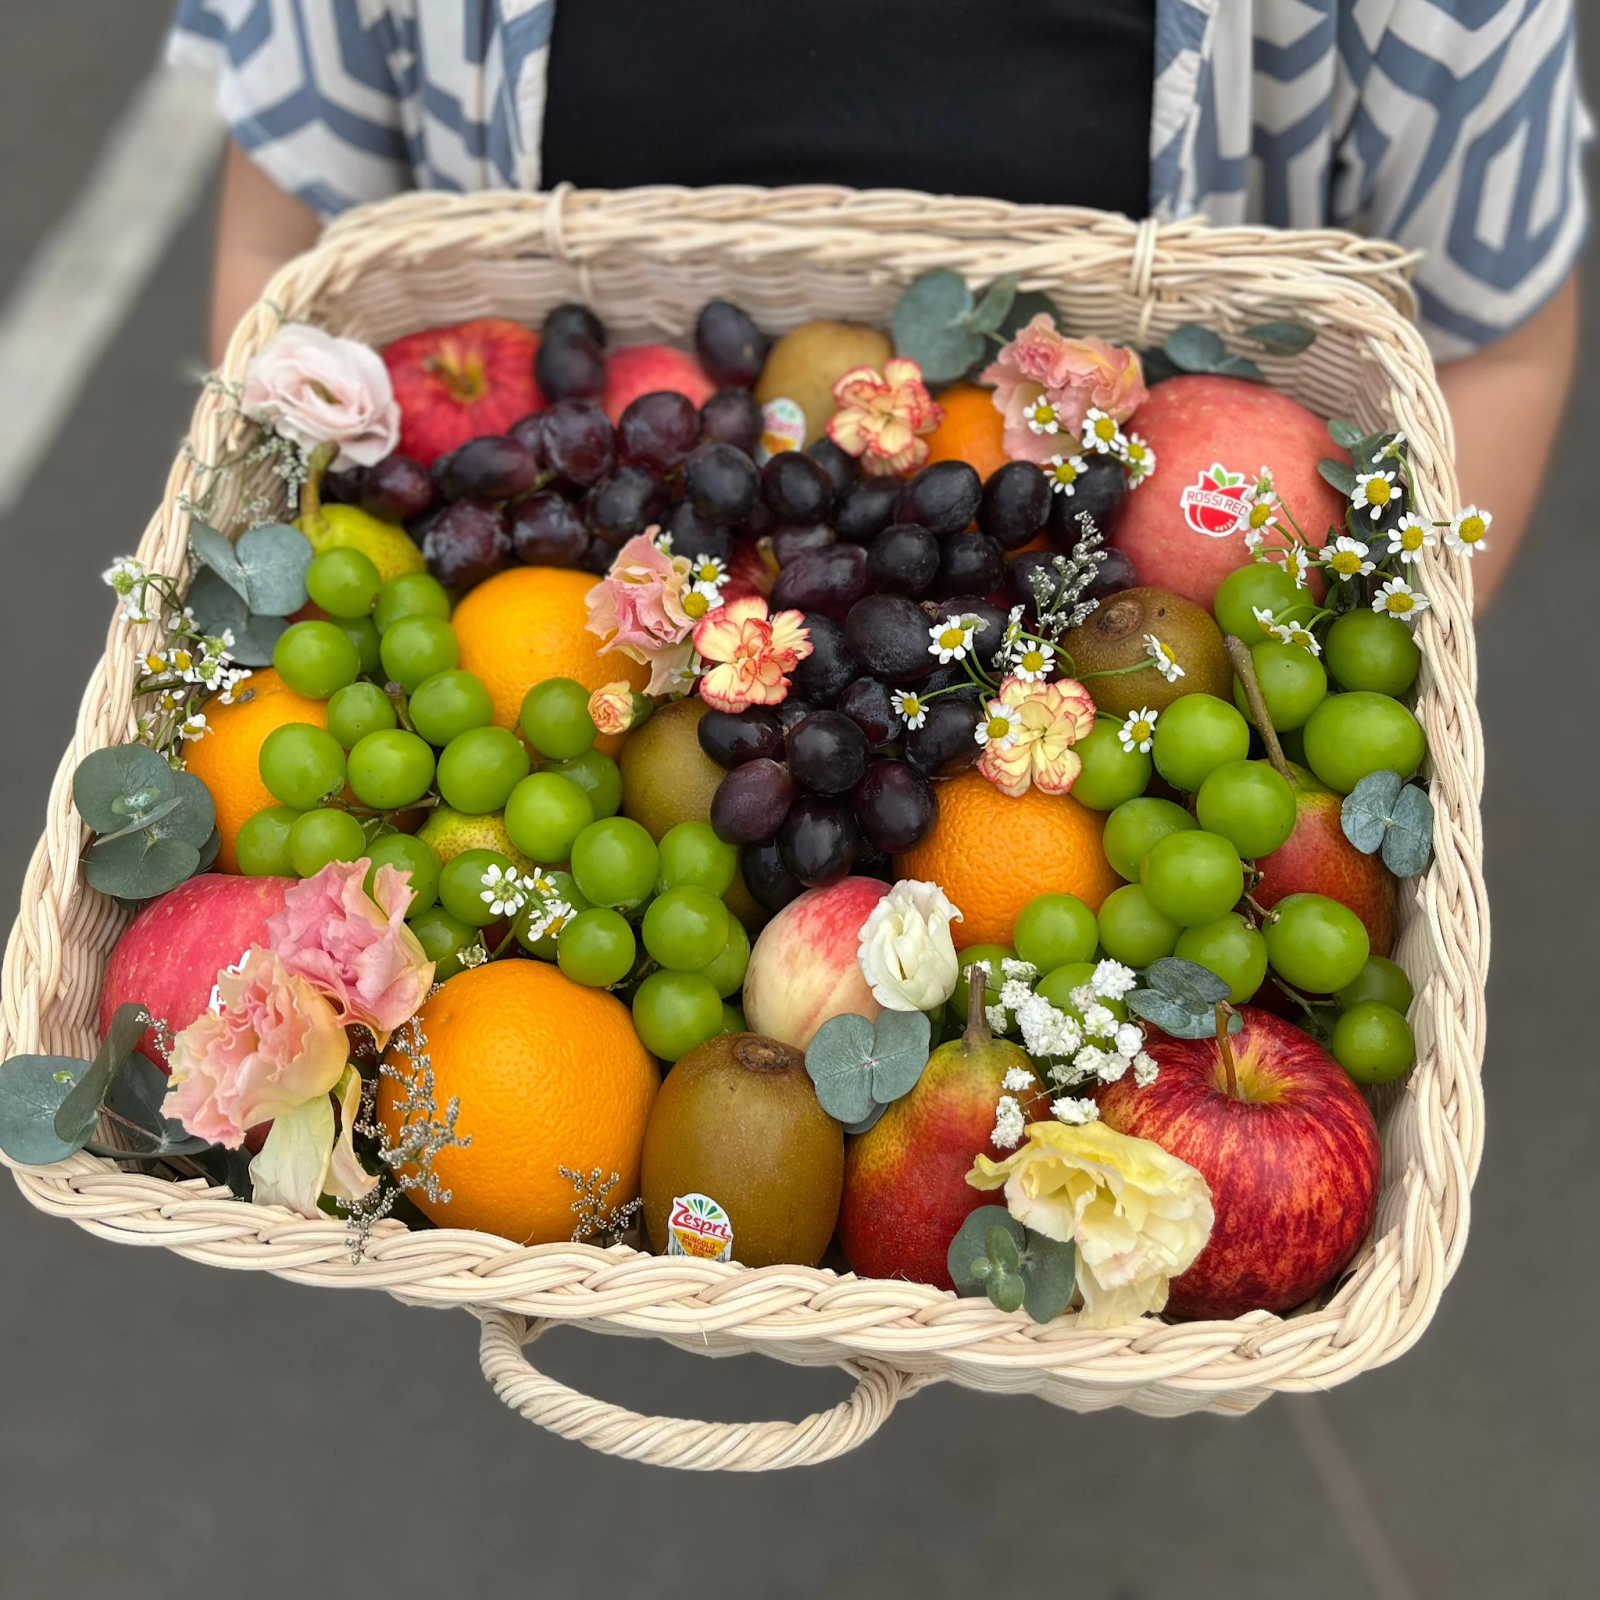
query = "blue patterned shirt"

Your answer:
(170, 0), (1589, 359)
